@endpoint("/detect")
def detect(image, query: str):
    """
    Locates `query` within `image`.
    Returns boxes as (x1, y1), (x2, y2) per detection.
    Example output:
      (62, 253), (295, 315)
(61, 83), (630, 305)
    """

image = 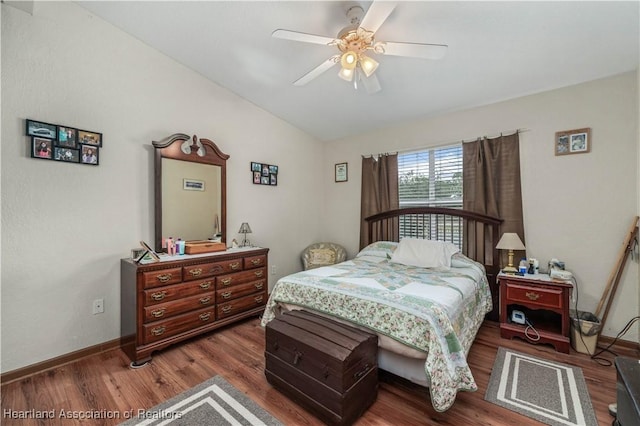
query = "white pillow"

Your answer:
(390, 238), (460, 268)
